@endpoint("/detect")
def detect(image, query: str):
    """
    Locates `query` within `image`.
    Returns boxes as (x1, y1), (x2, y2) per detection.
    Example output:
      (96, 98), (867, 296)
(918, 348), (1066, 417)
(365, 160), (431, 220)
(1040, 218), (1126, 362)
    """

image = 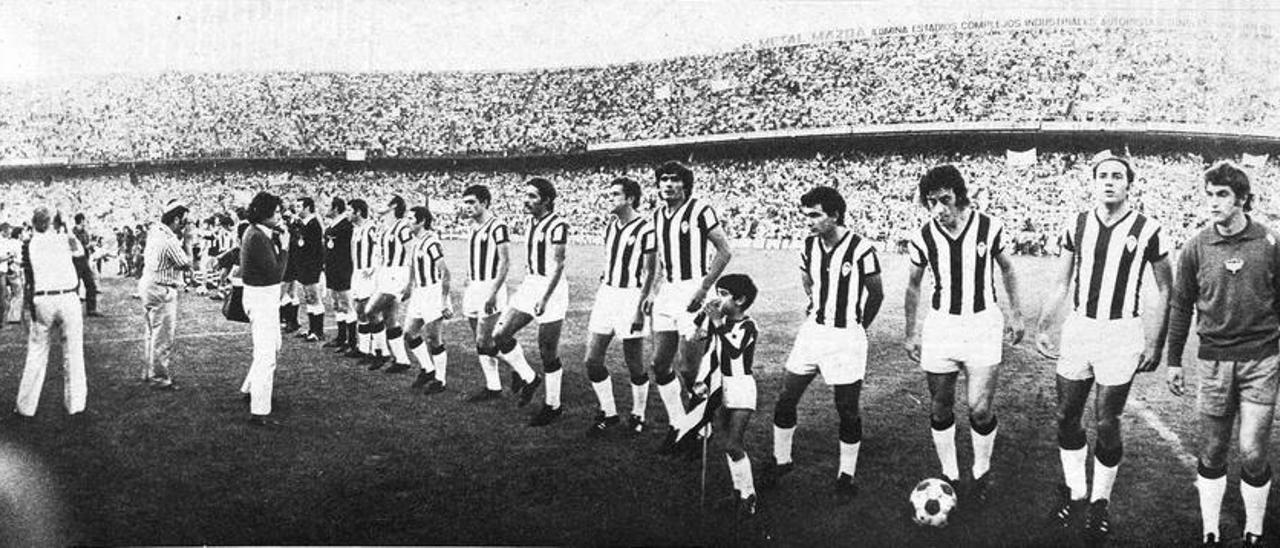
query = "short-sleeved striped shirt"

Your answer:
(411, 232), (445, 287)
(654, 198), (721, 283)
(602, 216), (656, 289)
(1061, 210), (1167, 320)
(526, 213), (569, 277)
(469, 217), (510, 282)
(801, 231), (881, 329)
(351, 222), (379, 271)
(908, 211), (1004, 316)
(706, 316), (758, 377)
(143, 223), (191, 286)
(381, 217), (415, 268)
